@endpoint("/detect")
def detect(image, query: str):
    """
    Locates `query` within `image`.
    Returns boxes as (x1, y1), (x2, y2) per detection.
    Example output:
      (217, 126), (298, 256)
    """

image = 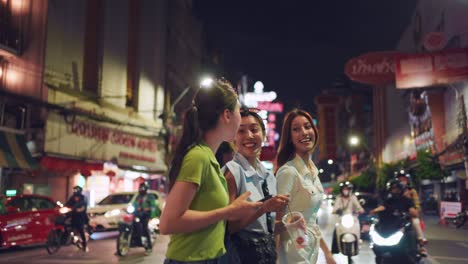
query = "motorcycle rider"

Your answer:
(132, 182), (157, 253)
(331, 181), (364, 254)
(65, 185), (88, 252)
(370, 179), (420, 256)
(396, 172), (428, 251)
